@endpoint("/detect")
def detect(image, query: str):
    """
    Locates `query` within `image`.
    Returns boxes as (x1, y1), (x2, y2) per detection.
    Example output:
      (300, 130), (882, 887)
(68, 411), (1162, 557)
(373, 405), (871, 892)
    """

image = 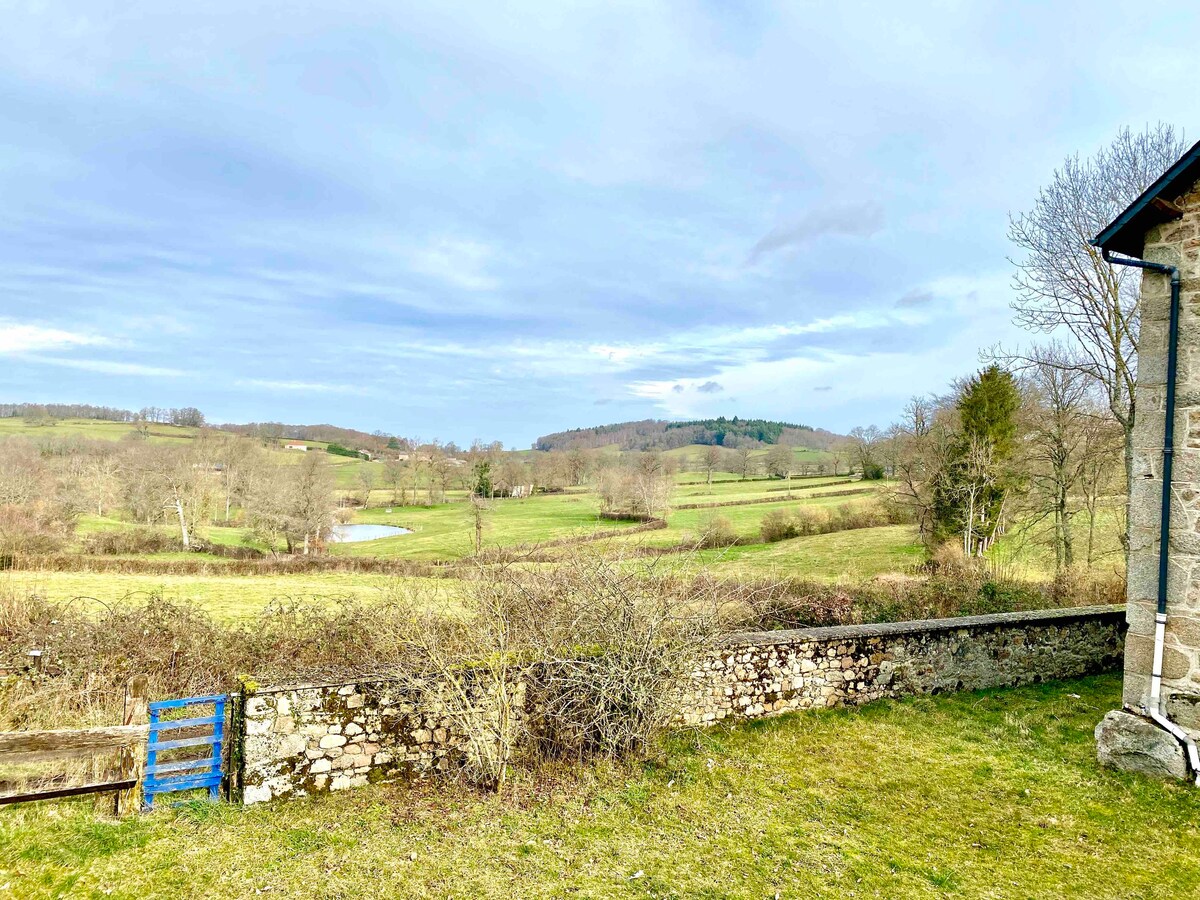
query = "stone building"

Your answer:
(1093, 140), (1200, 782)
